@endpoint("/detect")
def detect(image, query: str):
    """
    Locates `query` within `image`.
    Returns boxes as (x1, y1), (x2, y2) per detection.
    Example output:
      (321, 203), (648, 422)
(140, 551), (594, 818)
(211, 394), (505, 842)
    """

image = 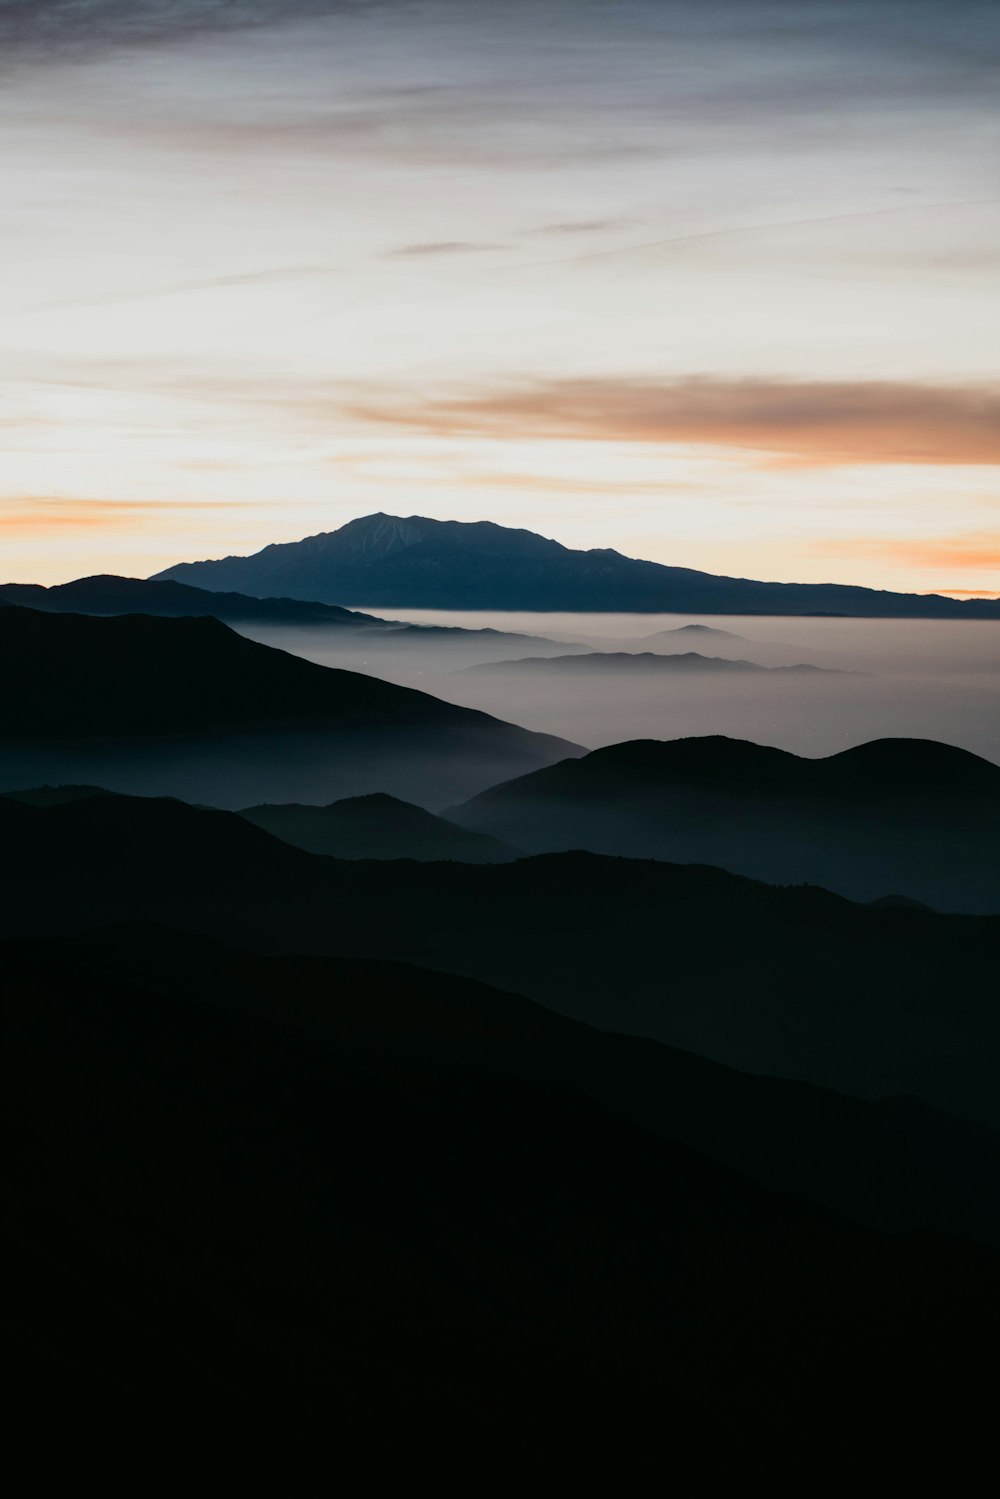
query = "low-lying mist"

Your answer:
(243, 611), (1000, 764)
